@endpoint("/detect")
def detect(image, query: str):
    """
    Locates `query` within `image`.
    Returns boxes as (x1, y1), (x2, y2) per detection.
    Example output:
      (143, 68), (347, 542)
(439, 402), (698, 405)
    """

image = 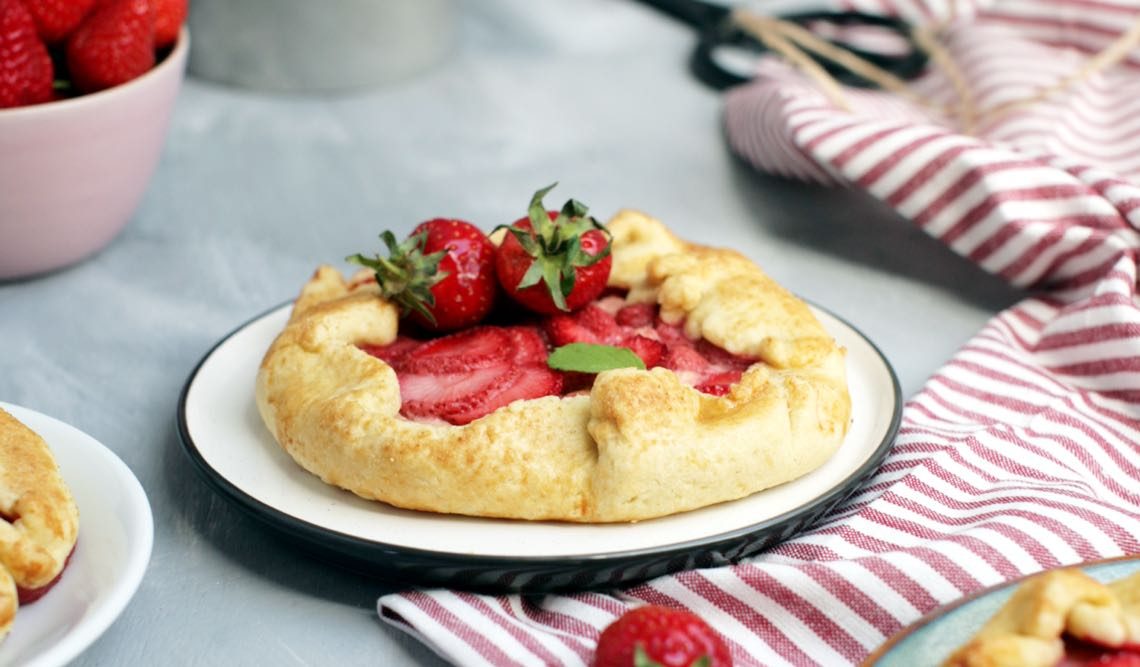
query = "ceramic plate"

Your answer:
(0, 402), (153, 667)
(177, 303), (900, 592)
(865, 556), (1140, 665)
